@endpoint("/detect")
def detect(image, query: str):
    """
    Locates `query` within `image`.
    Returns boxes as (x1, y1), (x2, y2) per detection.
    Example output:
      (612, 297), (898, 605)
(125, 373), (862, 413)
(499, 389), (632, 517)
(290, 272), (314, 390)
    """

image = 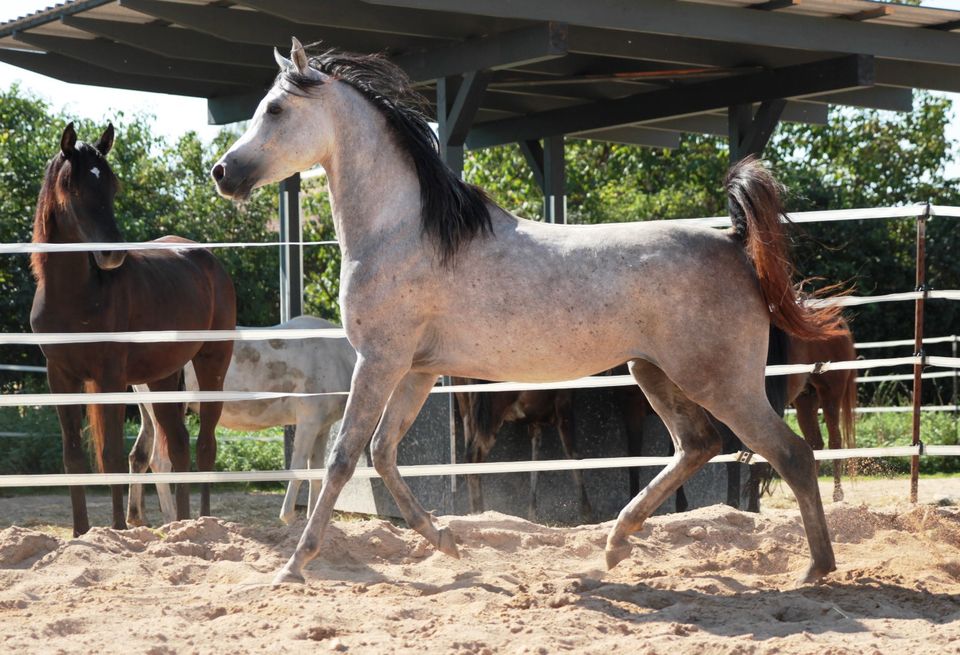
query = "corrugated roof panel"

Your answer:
(85, 4), (155, 23)
(29, 23), (97, 39)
